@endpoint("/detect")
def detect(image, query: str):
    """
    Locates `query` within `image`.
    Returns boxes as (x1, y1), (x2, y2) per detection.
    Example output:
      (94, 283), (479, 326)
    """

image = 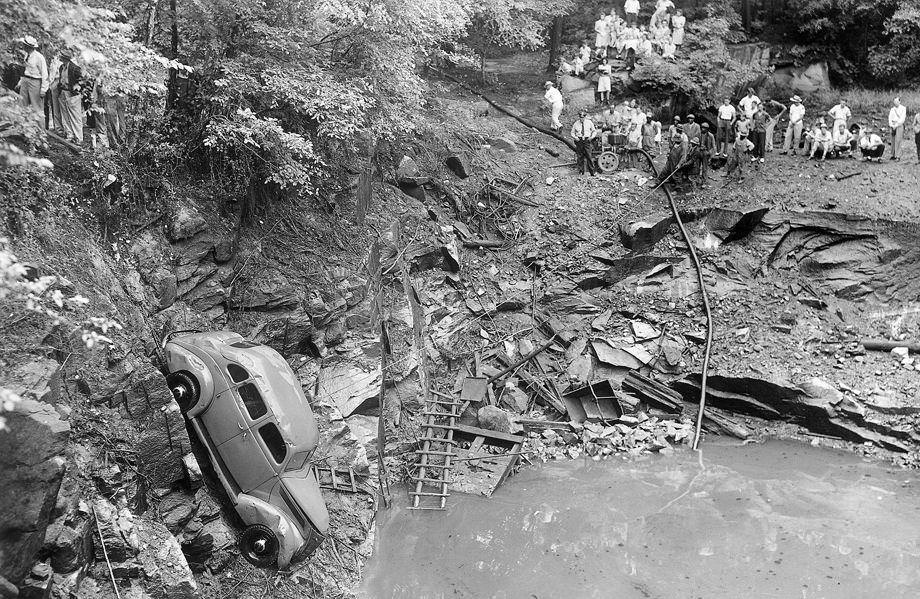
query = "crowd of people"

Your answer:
(546, 82), (920, 185)
(9, 35), (125, 151)
(562, 0), (688, 84)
